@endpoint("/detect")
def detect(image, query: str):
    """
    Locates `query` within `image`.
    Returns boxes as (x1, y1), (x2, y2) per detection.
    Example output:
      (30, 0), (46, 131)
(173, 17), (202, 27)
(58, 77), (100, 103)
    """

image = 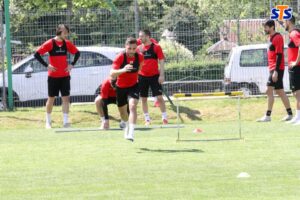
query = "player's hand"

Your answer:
(123, 64), (133, 72)
(158, 75), (165, 84)
(65, 64), (73, 72)
(47, 64), (57, 72)
(139, 46), (144, 53)
(272, 71), (278, 82)
(289, 61), (298, 69)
